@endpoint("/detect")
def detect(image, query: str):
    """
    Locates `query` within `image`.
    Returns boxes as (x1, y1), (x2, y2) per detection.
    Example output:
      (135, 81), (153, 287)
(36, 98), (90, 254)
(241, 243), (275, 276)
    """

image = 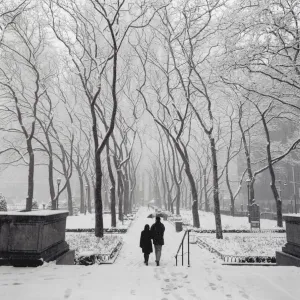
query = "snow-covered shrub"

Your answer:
(46, 201), (52, 209)
(0, 195), (7, 211)
(32, 200), (39, 210)
(66, 233), (123, 265)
